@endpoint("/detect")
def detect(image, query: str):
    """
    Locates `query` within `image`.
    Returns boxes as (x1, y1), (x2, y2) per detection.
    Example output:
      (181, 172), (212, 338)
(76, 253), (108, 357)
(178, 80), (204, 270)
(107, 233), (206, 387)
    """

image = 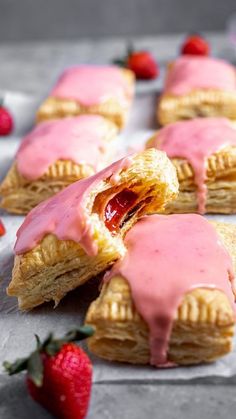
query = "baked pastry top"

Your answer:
(147, 117), (236, 214)
(7, 148), (178, 310)
(86, 214), (236, 367)
(37, 66), (135, 129)
(0, 115), (117, 214)
(157, 56), (236, 125)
